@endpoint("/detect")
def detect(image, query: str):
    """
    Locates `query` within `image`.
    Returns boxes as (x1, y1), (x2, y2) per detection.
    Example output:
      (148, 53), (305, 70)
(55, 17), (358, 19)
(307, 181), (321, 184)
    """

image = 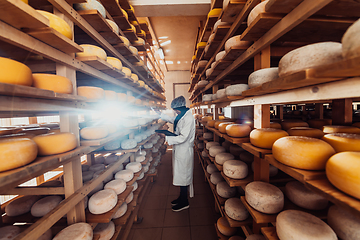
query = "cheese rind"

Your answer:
(53, 222), (93, 240)
(247, 1), (268, 26)
(106, 57), (122, 70)
(115, 169), (134, 182)
(206, 164), (219, 174)
(248, 68), (278, 89)
(217, 216), (237, 236)
(226, 124), (251, 138)
(105, 19), (119, 34)
(33, 132), (77, 155)
(5, 195), (41, 217)
(32, 74), (73, 94)
(215, 152), (234, 165)
(250, 128), (289, 149)
(0, 57), (33, 86)
(31, 196), (63, 217)
(281, 121), (309, 131)
(88, 189), (117, 214)
(93, 221), (115, 240)
(223, 160), (248, 179)
(327, 205), (360, 240)
(210, 172), (224, 185)
(125, 192), (134, 203)
(225, 35), (252, 52)
(77, 86), (104, 100)
(225, 84), (249, 96)
(322, 133), (360, 152)
(209, 146), (226, 157)
(323, 125), (360, 134)
(113, 202), (127, 219)
(224, 198), (249, 221)
(217, 181), (237, 198)
(80, 126), (108, 140)
(76, 44), (107, 61)
(342, 18), (360, 59)
(104, 179), (126, 195)
(126, 162), (142, 173)
(206, 141), (220, 150)
(74, 0), (106, 17)
(36, 10), (72, 39)
(0, 226), (21, 240)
